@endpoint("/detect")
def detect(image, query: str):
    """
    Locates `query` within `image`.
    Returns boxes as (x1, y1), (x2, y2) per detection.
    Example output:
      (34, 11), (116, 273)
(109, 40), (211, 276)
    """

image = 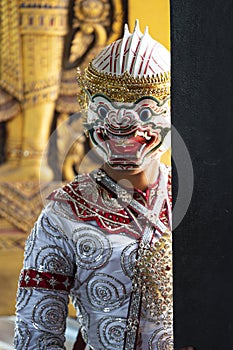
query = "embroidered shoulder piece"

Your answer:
(48, 172), (171, 238)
